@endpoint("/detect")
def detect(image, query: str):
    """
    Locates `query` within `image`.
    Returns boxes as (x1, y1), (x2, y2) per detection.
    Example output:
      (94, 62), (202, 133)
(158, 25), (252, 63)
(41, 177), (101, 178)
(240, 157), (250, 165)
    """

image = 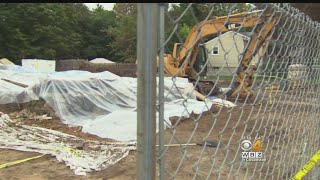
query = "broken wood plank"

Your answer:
(192, 90), (206, 101)
(1, 78), (28, 88)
